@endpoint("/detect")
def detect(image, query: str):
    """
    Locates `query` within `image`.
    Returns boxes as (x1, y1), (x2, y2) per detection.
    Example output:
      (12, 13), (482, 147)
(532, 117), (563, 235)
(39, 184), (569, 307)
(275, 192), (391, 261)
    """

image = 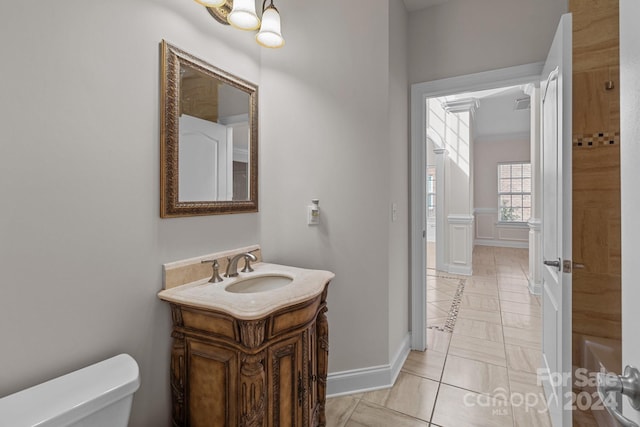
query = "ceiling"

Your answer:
(472, 86), (531, 140)
(436, 85), (531, 140)
(402, 0), (449, 12)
